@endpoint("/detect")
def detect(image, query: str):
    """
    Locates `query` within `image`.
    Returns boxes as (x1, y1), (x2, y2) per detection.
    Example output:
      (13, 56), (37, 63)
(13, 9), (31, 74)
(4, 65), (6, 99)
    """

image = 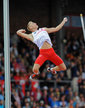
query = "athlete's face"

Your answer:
(27, 21), (38, 31)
